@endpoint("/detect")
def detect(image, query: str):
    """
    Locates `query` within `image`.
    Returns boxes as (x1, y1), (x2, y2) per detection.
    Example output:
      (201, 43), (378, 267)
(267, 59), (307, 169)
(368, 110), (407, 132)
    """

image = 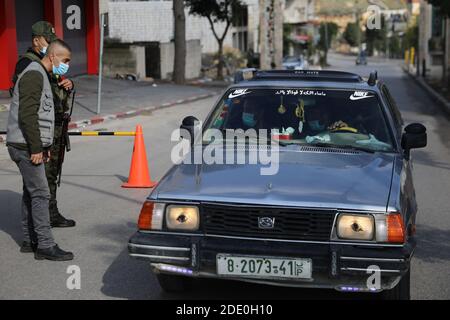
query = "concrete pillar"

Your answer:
(418, 0), (432, 76)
